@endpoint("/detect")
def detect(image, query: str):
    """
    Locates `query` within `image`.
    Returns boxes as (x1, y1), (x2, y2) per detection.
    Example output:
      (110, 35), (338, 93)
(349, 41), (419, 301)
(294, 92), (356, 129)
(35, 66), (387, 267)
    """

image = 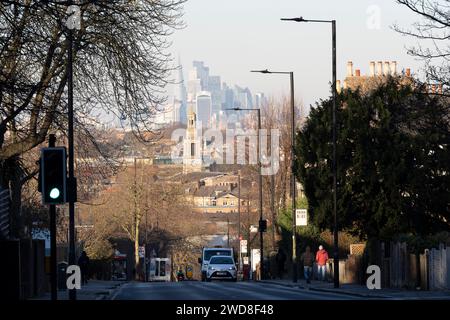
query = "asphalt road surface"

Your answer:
(111, 281), (363, 300)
